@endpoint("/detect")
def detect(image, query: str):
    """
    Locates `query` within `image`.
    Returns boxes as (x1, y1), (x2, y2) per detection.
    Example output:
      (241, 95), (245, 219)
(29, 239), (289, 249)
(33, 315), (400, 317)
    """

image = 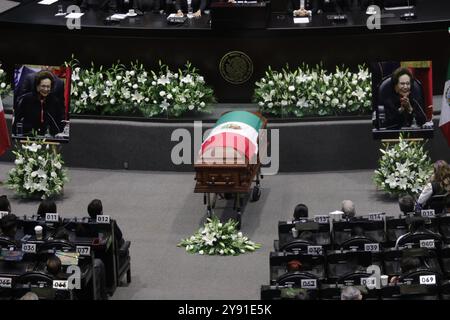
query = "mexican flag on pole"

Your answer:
(439, 62), (450, 147)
